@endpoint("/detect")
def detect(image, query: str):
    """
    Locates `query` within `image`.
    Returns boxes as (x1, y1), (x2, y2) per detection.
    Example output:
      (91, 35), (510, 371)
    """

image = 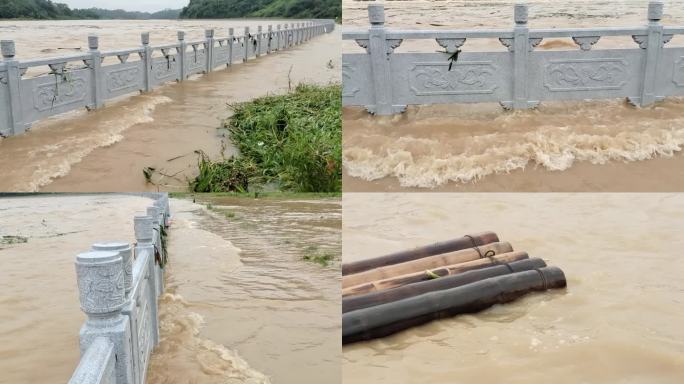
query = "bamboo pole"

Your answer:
(343, 266), (566, 344)
(342, 258), (547, 313)
(342, 251), (529, 297)
(342, 232), (499, 275)
(342, 241), (513, 289)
